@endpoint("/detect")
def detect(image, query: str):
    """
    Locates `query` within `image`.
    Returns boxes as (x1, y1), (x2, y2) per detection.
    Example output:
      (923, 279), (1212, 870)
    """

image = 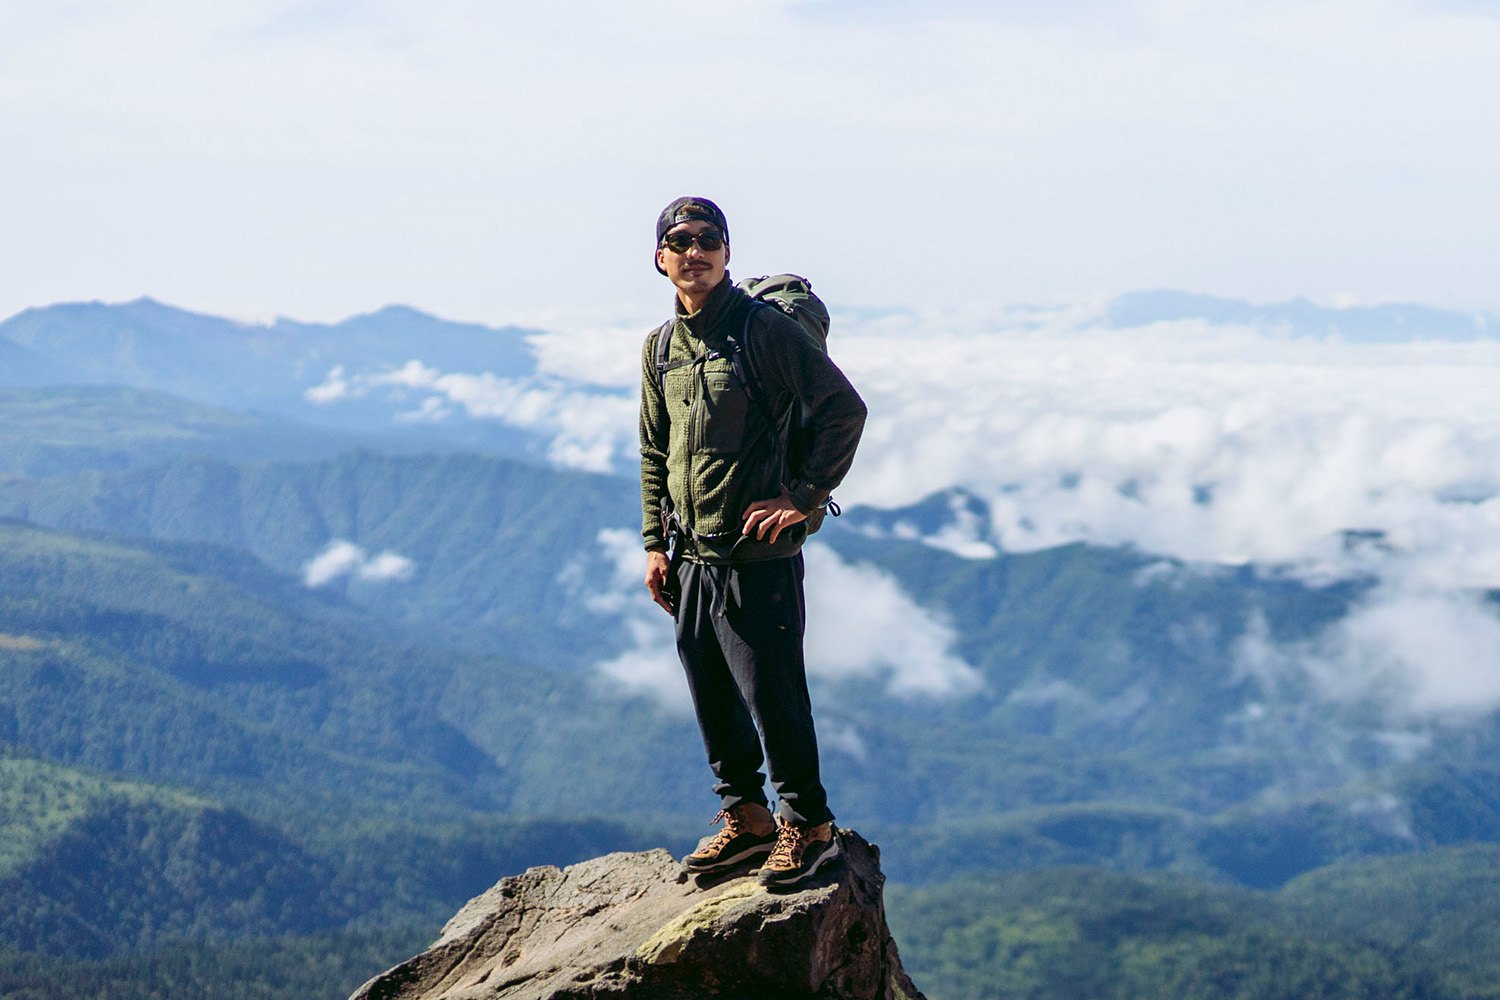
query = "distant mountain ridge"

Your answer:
(0, 299), (543, 442)
(0, 385), (371, 476)
(5, 292), (1492, 466)
(1106, 290), (1497, 341)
